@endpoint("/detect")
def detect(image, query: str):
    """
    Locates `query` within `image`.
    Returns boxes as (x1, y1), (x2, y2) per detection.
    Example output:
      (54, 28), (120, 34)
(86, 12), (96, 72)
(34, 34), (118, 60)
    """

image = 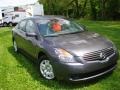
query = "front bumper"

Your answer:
(52, 52), (119, 81)
(69, 63), (116, 81)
